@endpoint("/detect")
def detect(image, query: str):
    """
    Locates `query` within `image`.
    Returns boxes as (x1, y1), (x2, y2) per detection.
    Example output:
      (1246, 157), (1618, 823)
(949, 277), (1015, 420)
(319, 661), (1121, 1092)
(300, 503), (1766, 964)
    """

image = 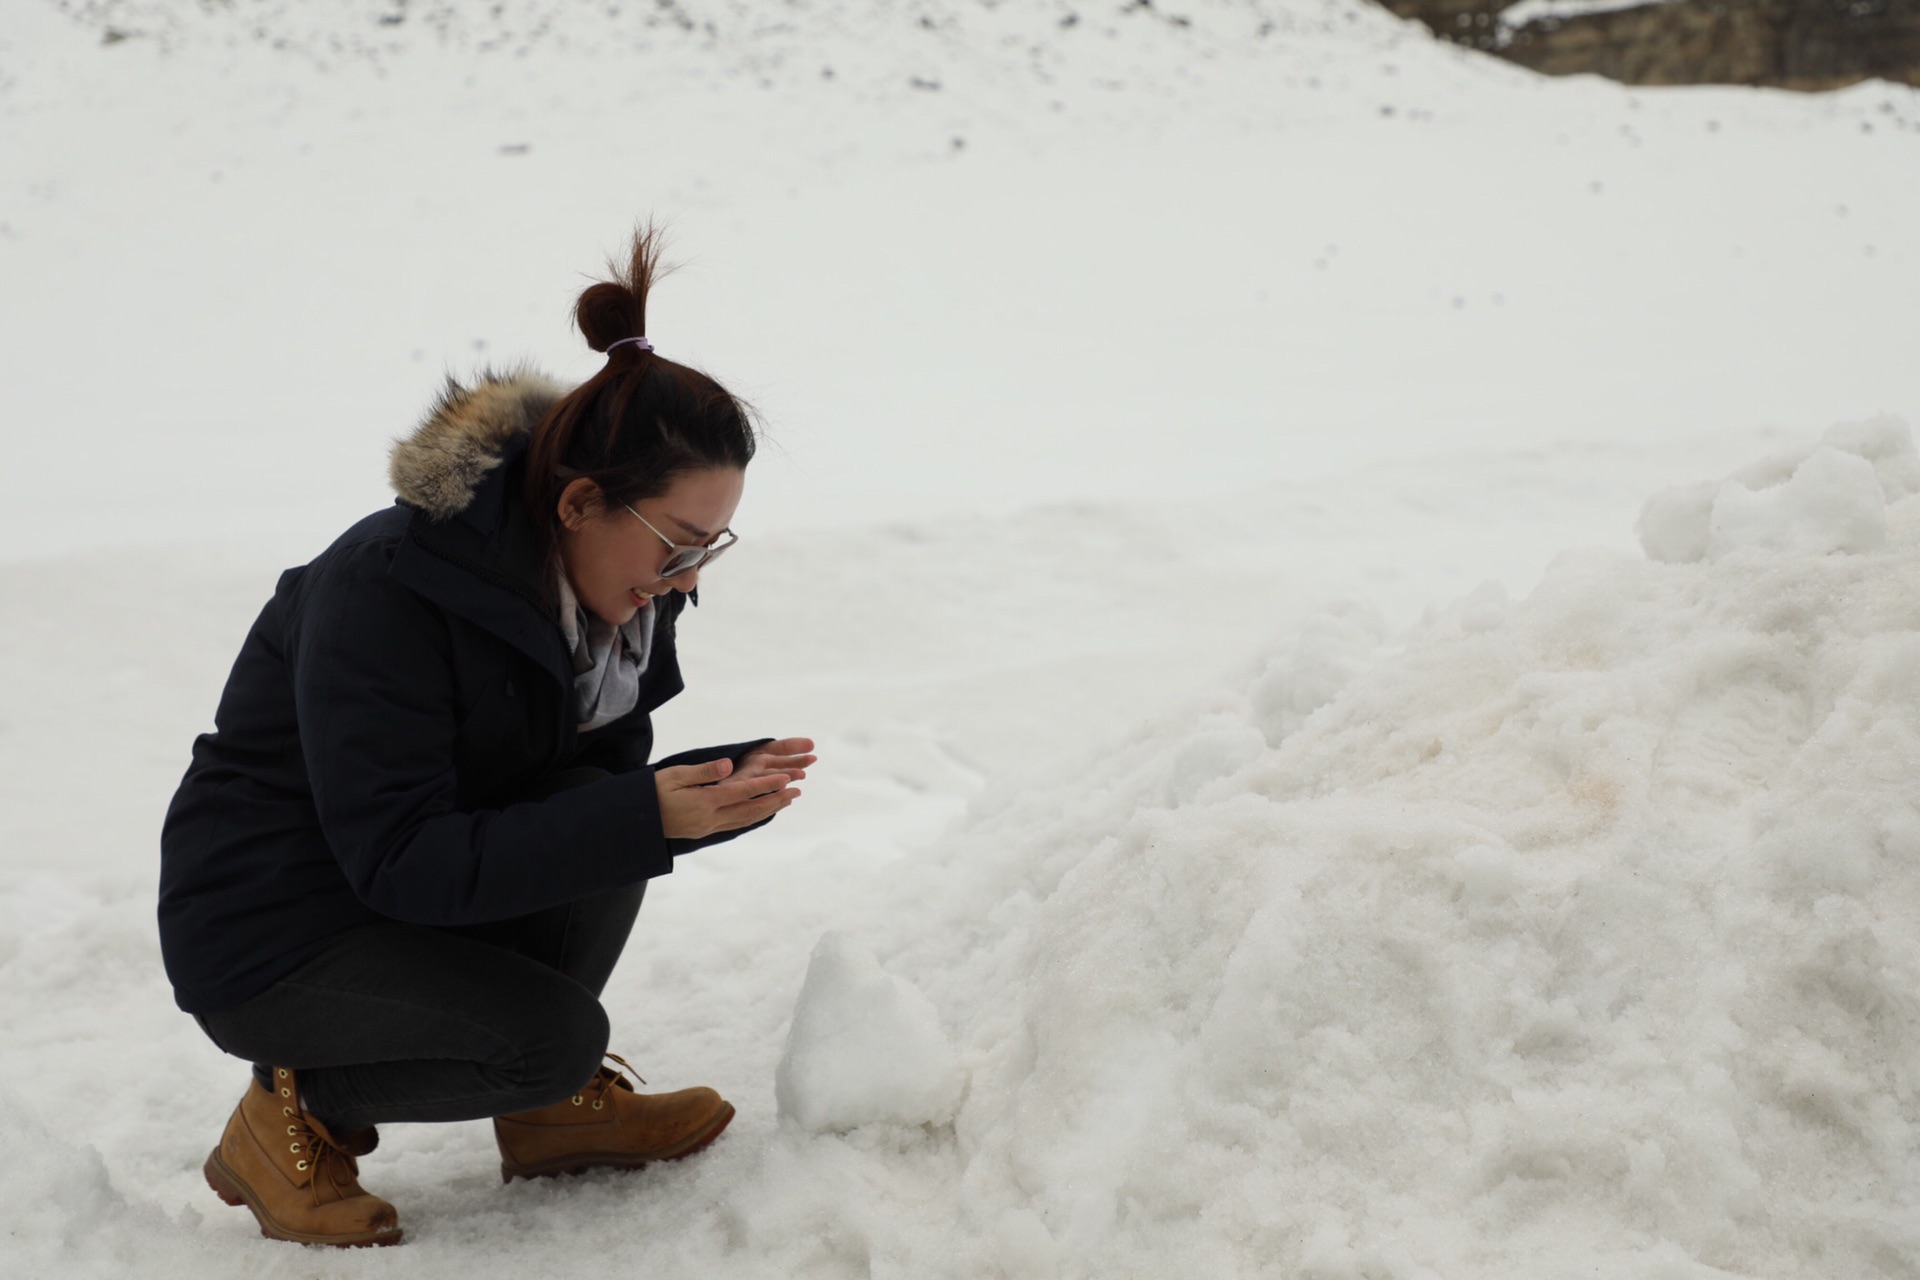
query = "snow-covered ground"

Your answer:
(3, 2), (1917, 1277)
